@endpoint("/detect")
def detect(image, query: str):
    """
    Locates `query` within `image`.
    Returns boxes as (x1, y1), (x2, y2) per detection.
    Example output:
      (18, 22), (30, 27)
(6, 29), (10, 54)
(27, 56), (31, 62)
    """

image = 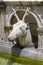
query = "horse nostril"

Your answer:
(8, 37), (14, 42)
(8, 37), (10, 41)
(8, 37), (11, 41)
